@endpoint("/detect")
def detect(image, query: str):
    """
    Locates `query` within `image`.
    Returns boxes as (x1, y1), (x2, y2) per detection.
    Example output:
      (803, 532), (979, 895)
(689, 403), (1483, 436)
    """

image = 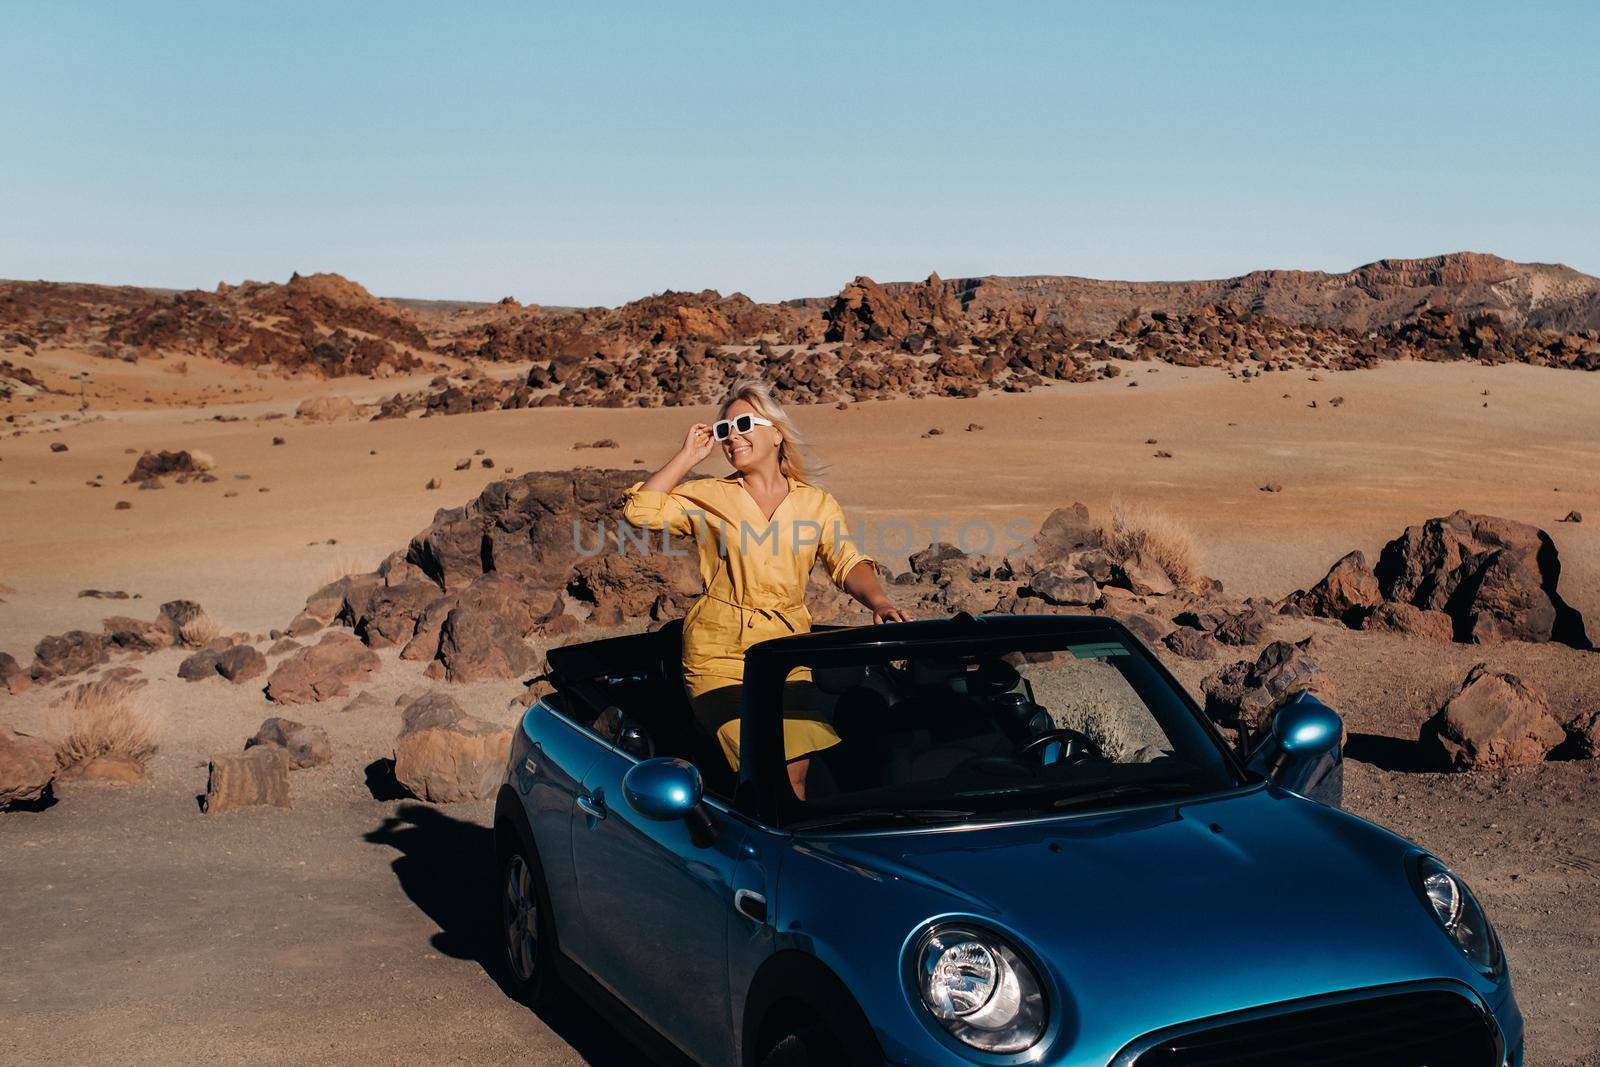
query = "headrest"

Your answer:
(812, 663), (867, 694)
